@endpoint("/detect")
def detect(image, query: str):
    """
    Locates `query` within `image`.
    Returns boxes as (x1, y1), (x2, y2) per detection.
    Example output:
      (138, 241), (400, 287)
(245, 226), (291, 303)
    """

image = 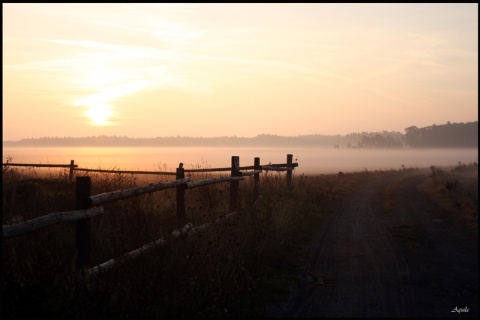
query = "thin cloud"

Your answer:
(13, 38), (352, 86)
(43, 39), (176, 61)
